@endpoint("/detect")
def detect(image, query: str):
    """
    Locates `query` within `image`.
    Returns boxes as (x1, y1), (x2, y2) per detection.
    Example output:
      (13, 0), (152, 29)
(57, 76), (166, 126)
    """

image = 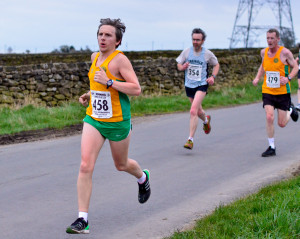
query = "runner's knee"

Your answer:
(79, 154), (96, 174)
(114, 161), (128, 171)
(190, 107), (198, 117)
(79, 161), (94, 174)
(266, 113), (274, 123)
(278, 122), (286, 128)
(277, 114), (289, 128)
(278, 117), (288, 127)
